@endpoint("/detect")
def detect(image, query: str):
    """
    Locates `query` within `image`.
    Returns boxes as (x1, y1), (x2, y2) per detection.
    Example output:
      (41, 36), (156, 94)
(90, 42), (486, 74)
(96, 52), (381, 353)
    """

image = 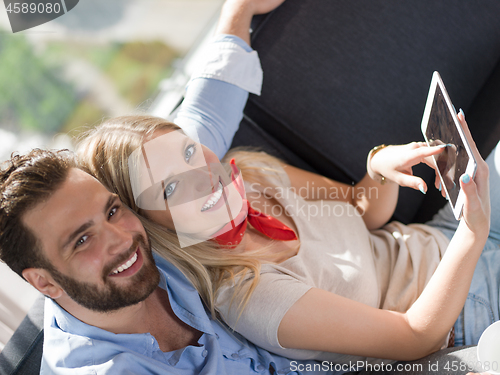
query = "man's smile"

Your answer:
(109, 248), (142, 277)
